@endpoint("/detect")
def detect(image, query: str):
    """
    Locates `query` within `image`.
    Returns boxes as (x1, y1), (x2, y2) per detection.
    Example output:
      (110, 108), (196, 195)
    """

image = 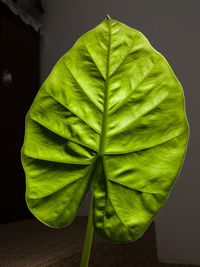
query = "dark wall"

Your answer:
(0, 3), (39, 223)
